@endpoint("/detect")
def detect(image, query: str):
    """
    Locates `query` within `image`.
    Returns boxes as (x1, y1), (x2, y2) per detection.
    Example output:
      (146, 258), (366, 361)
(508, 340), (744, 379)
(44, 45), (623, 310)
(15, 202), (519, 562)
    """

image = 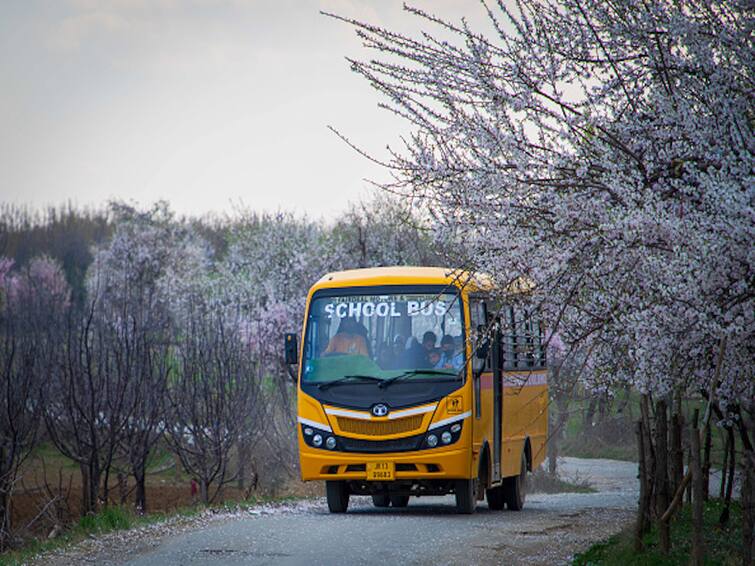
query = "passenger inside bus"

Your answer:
(436, 334), (463, 370)
(404, 331), (437, 369)
(324, 317), (369, 356)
